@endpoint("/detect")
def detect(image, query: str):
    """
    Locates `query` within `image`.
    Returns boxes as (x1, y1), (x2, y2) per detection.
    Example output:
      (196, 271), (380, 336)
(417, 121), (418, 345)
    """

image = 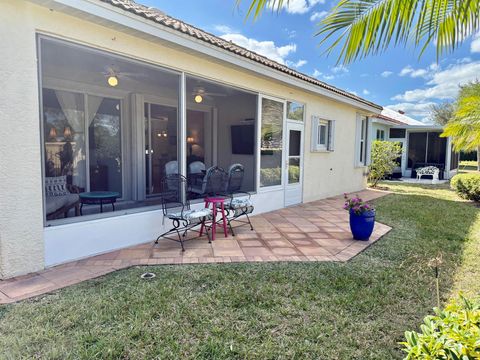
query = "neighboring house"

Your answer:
(371, 108), (459, 180)
(0, 0), (383, 278)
